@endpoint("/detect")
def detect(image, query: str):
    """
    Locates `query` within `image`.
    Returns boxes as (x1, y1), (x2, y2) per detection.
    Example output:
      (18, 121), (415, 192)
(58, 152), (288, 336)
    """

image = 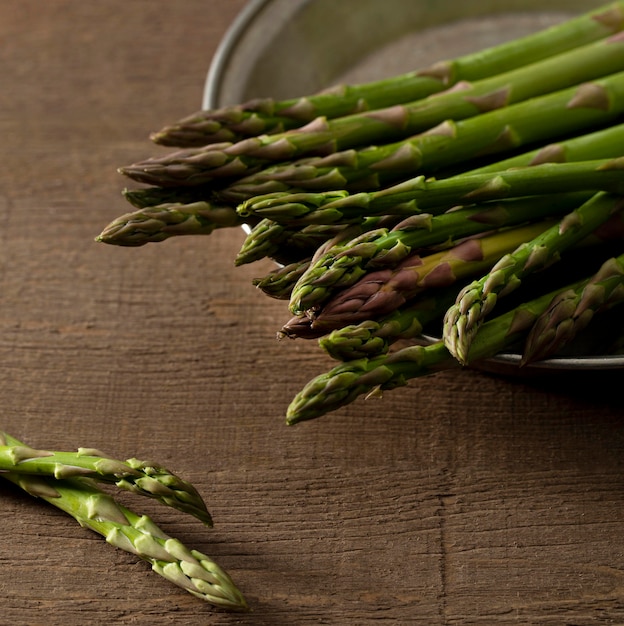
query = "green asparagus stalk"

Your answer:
(0, 431), (212, 525)
(238, 155), (624, 226)
(122, 118), (624, 203)
(442, 192), (624, 365)
(151, 108), (302, 147)
(1, 471), (248, 610)
(122, 185), (217, 209)
(104, 123), (624, 249)
(287, 278), (590, 424)
(101, 148), (624, 249)
(147, 33), (624, 164)
(308, 220), (555, 334)
(152, 2), (624, 148)
(466, 121), (624, 174)
(319, 289), (458, 361)
(235, 218), (349, 266)
(235, 214), (405, 266)
(279, 314), (327, 340)
(252, 258), (313, 300)
(121, 68), (624, 189)
(279, 239), (618, 340)
(96, 201), (245, 247)
(287, 192), (593, 315)
(522, 252), (624, 364)
(218, 118), (624, 207)
(215, 121), (624, 209)
(120, 177), (304, 215)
